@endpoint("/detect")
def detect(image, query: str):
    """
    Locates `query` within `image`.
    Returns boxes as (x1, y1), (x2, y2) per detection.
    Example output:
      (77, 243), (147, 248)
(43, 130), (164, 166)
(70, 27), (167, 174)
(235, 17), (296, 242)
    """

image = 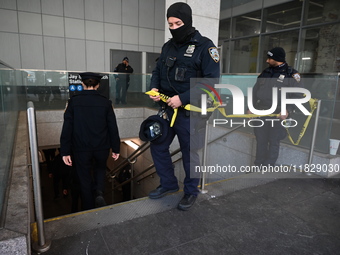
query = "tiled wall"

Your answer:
(0, 0), (165, 72)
